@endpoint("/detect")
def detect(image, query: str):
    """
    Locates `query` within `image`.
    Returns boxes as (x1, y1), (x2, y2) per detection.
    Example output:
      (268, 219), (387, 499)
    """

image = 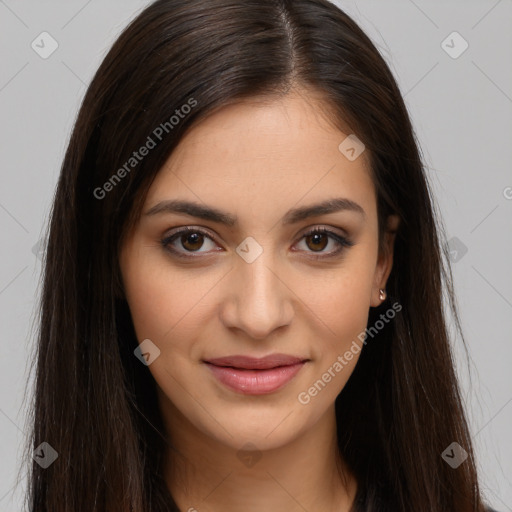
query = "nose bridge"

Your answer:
(222, 245), (293, 339)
